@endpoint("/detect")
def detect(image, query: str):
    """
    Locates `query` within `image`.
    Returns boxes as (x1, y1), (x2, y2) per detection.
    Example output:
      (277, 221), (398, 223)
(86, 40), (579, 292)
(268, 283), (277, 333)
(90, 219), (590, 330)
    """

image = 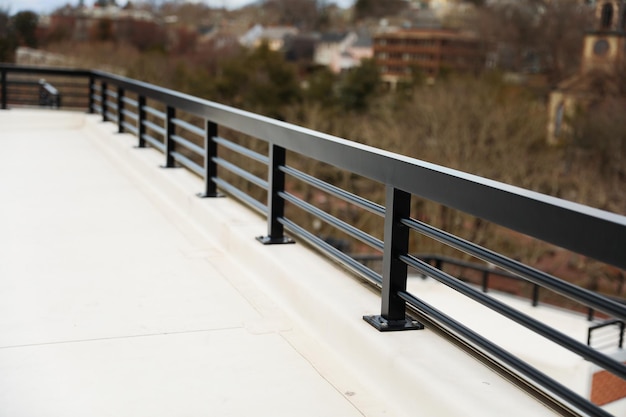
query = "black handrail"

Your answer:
(2, 63), (626, 416)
